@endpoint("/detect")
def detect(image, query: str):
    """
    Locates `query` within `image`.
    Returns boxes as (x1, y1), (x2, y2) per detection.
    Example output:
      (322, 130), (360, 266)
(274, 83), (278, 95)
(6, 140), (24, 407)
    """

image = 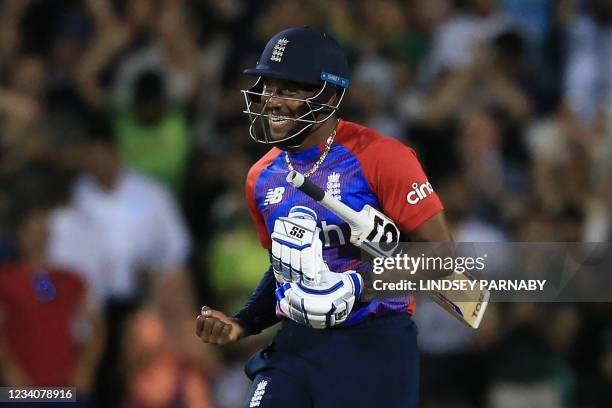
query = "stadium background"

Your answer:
(0, 0), (611, 407)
